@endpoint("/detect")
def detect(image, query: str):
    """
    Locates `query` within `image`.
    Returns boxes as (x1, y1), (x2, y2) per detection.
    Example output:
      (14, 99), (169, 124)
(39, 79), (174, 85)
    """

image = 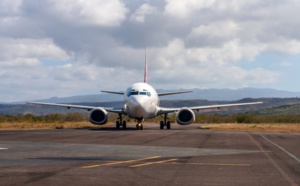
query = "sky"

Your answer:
(1, 0), (300, 102)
